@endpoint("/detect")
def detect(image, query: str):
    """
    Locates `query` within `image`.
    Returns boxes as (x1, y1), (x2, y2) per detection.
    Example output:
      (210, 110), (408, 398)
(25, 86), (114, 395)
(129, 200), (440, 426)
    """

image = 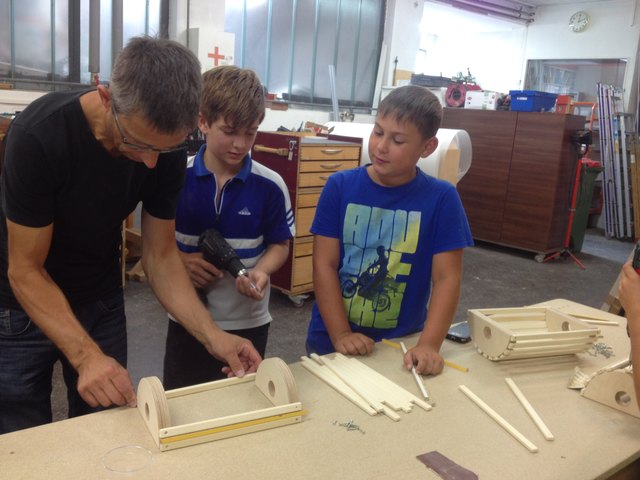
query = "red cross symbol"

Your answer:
(207, 46), (225, 66)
